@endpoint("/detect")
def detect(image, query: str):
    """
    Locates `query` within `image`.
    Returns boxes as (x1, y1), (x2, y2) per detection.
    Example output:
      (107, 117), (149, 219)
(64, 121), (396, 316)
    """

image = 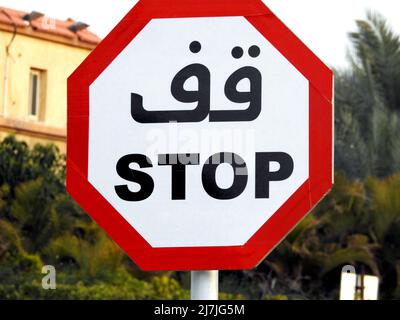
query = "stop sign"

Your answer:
(67, 0), (333, 271)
